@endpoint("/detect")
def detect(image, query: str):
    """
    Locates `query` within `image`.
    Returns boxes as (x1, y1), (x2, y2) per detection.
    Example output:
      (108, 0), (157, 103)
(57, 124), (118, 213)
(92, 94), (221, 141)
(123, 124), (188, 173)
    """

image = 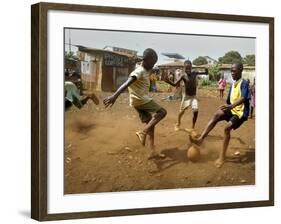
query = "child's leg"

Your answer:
(136, 112), (151, 146)
(142, 108), (167, 134)
(88, 92), (100, 105)
(135, 101), (166, 147)
(192, 111), (198, 129)
(147, 126), (155, 150)
(81, 92), (99, 105)
(215, 121), (233, 168)
(191, 99), (199, 129)
(80, 96), (90, 105)
(175, 109), (185, 130)
(220, 90), (223, 98)
(250, 106), (254, 118)
(136, 106), (166, 158)
(191, 109), (225, 145)
(176, 98), (190, 130)
(147, 126), (165, 158)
